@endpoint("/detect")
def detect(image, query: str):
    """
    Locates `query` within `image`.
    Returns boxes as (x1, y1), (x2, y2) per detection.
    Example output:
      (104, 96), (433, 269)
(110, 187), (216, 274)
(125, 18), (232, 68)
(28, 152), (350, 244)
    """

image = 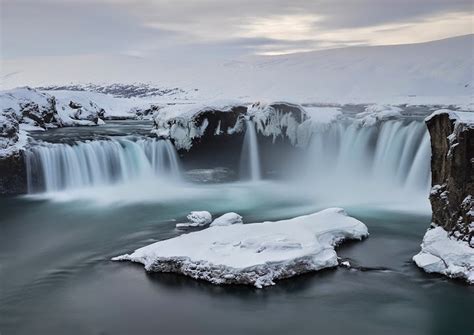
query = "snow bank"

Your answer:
(49, 90), (153, 120)
(355, 105), (402, 127)
(413, 227), (474, 284)
(176, 211), (212, 228)
(3, 35), (471, 104)
(210, 212), (243, 227)
(113, 208), (368, 288)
